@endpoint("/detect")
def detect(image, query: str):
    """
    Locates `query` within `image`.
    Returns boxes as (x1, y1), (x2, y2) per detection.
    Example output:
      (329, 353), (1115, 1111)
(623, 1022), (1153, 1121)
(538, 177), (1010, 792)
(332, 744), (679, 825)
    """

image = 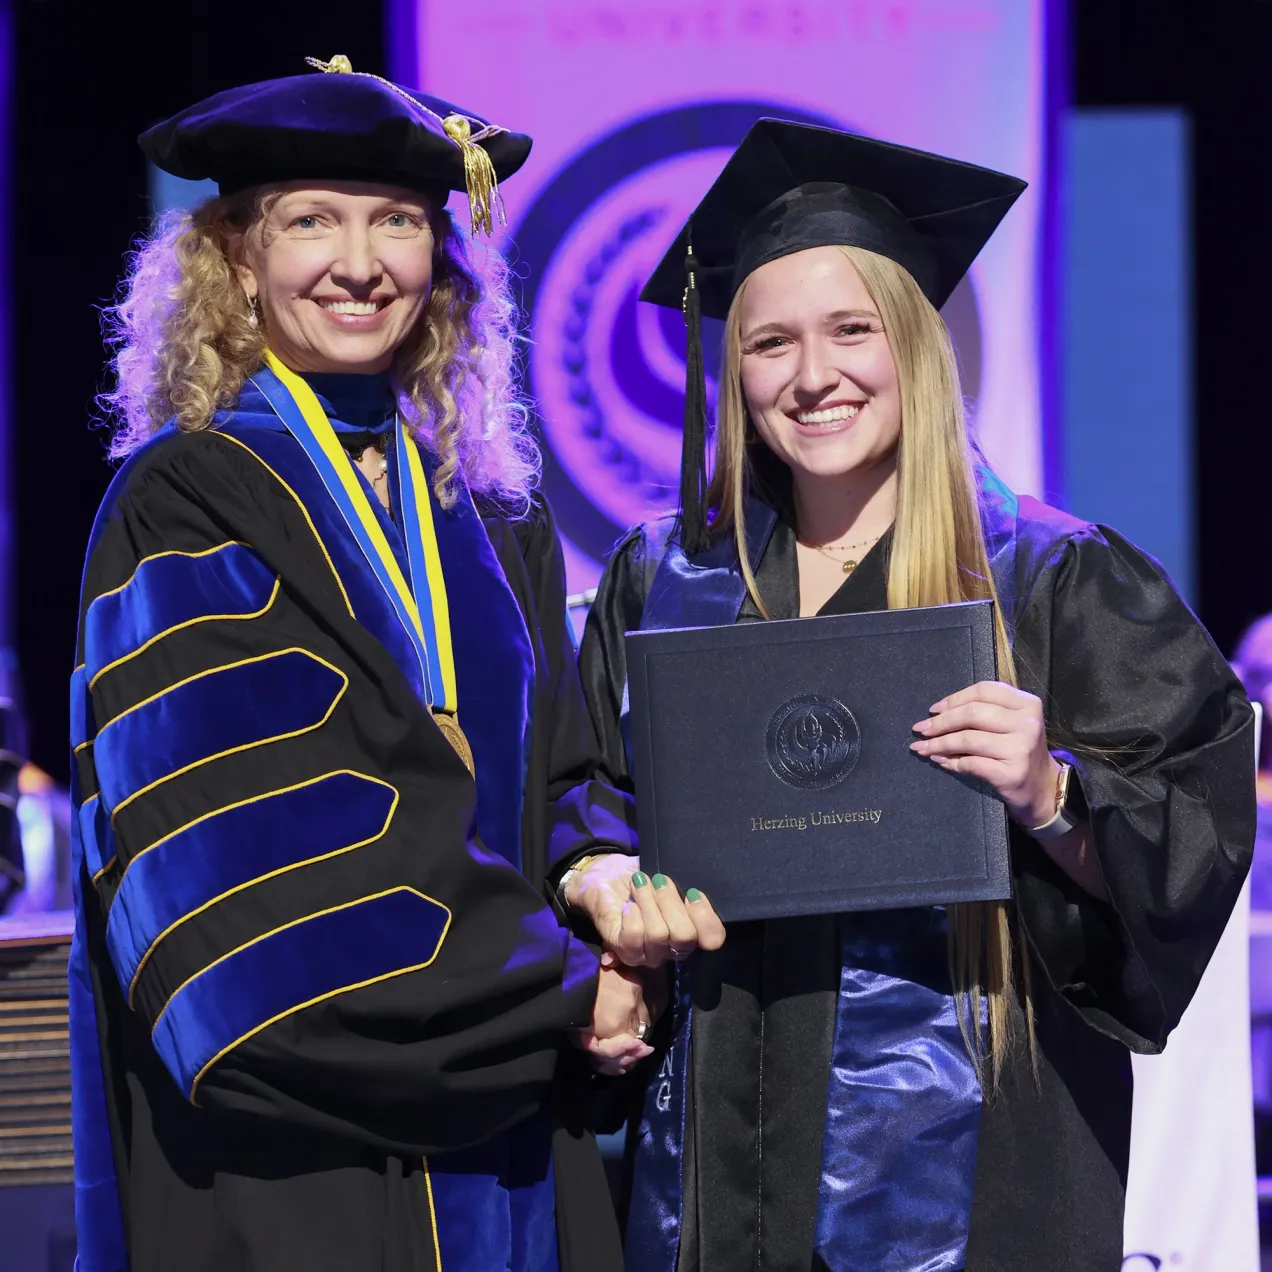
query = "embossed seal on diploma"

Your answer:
(765, 694), (861, 791)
